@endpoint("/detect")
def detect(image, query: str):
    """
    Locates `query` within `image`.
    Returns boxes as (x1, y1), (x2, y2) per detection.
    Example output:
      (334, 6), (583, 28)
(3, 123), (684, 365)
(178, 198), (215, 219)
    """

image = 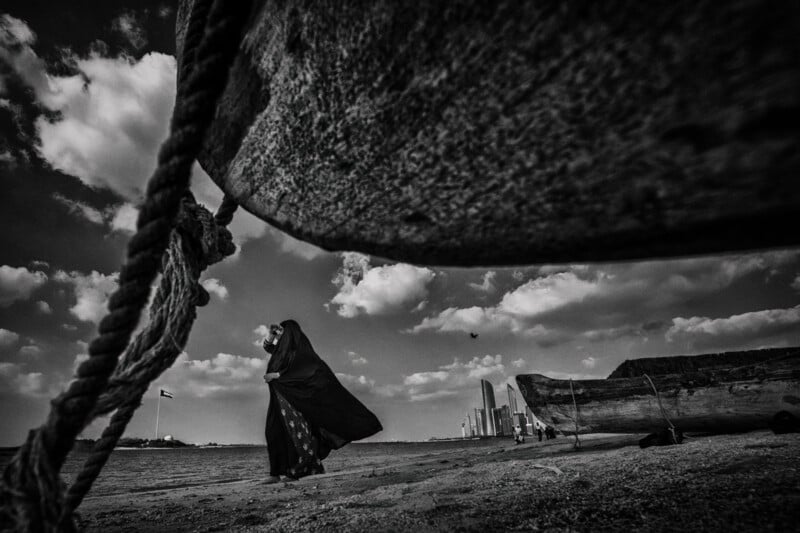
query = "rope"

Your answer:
(642, 373), (678, 444)
(569, 379), (581, 449)
(0, 1), (251, 530)
(62, 203), (235, 522)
